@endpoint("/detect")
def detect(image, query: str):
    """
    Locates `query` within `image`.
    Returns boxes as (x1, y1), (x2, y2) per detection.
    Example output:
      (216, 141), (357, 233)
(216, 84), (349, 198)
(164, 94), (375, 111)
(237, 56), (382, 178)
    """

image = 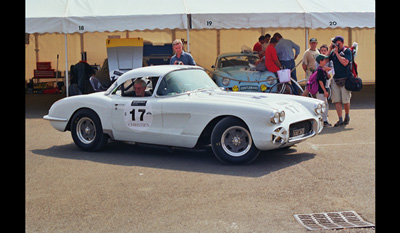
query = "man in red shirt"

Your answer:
(264, 37), (282, 73)
(253, 35), (265, 58)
